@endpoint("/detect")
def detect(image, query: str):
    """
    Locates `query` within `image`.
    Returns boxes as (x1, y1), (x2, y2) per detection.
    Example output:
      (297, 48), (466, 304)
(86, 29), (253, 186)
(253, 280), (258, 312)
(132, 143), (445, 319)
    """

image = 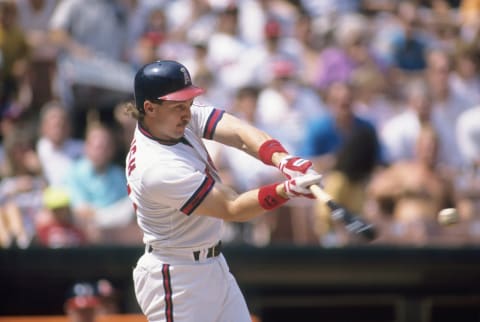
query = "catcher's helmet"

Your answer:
(134, 60), (204, 112)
